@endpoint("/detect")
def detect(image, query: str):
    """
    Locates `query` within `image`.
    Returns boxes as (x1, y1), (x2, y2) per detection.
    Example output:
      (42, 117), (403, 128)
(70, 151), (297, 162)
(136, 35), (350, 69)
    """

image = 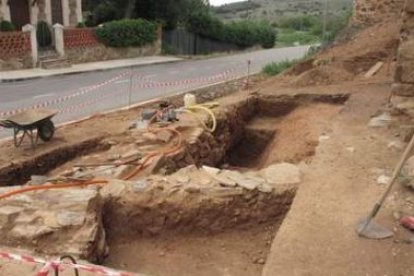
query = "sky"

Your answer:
(209, 0), (244, 6)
